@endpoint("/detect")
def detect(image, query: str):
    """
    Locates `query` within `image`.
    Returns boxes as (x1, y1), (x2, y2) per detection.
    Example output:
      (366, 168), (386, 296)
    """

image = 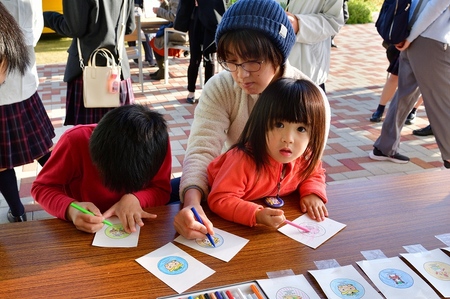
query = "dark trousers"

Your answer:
(187, 11), (216, 92)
